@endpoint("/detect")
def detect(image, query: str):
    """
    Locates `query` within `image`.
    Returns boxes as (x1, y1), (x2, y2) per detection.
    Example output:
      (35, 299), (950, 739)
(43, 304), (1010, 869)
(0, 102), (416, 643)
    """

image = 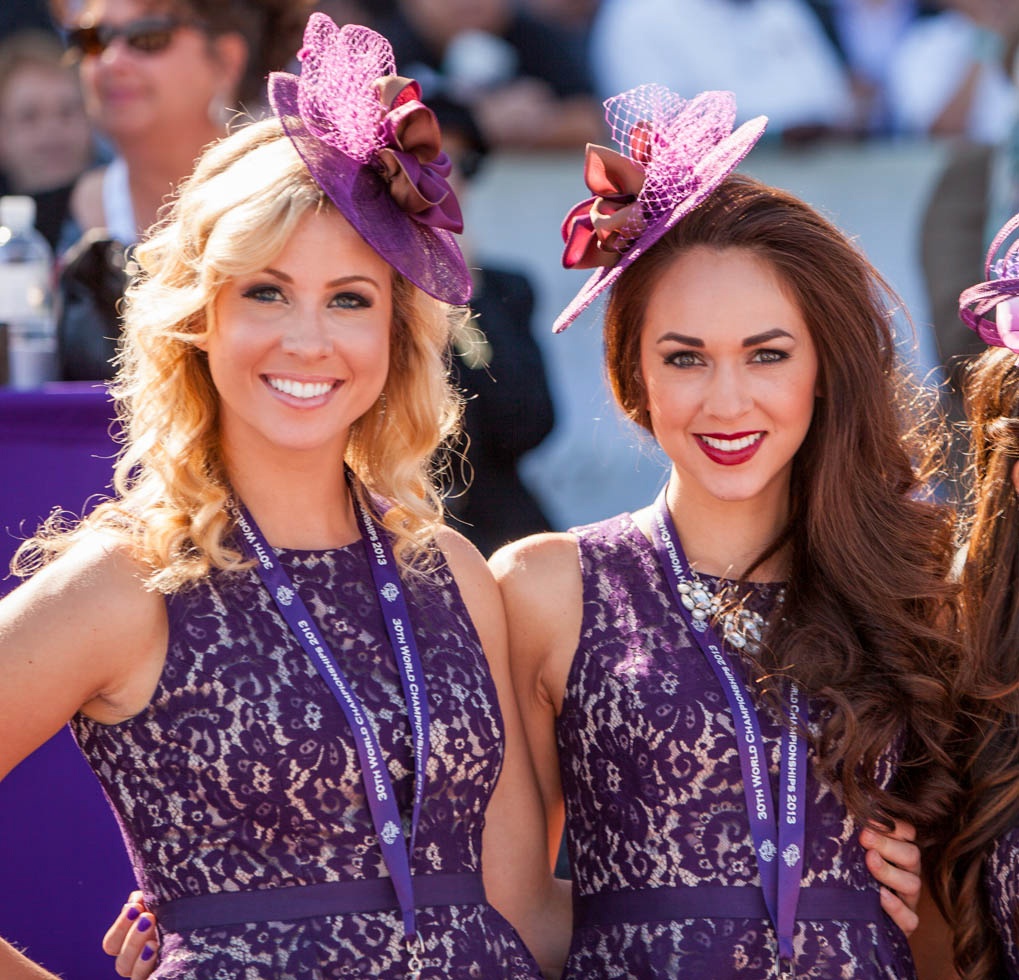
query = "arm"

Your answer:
(0, 943), (63, 980)
(439, 528), (571, 978)
(490, 534), (581, 868)
(0, 534), (166, 978)
(910, 880), (961, 980)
